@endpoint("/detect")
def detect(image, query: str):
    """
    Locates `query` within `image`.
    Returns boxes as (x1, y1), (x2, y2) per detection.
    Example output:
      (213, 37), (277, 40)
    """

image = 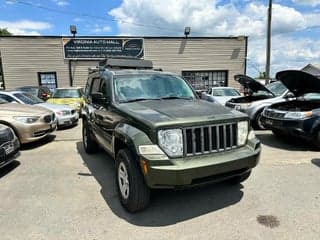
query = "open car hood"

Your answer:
(234, 74), (274, 96)
(276, 70), (320, 97)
